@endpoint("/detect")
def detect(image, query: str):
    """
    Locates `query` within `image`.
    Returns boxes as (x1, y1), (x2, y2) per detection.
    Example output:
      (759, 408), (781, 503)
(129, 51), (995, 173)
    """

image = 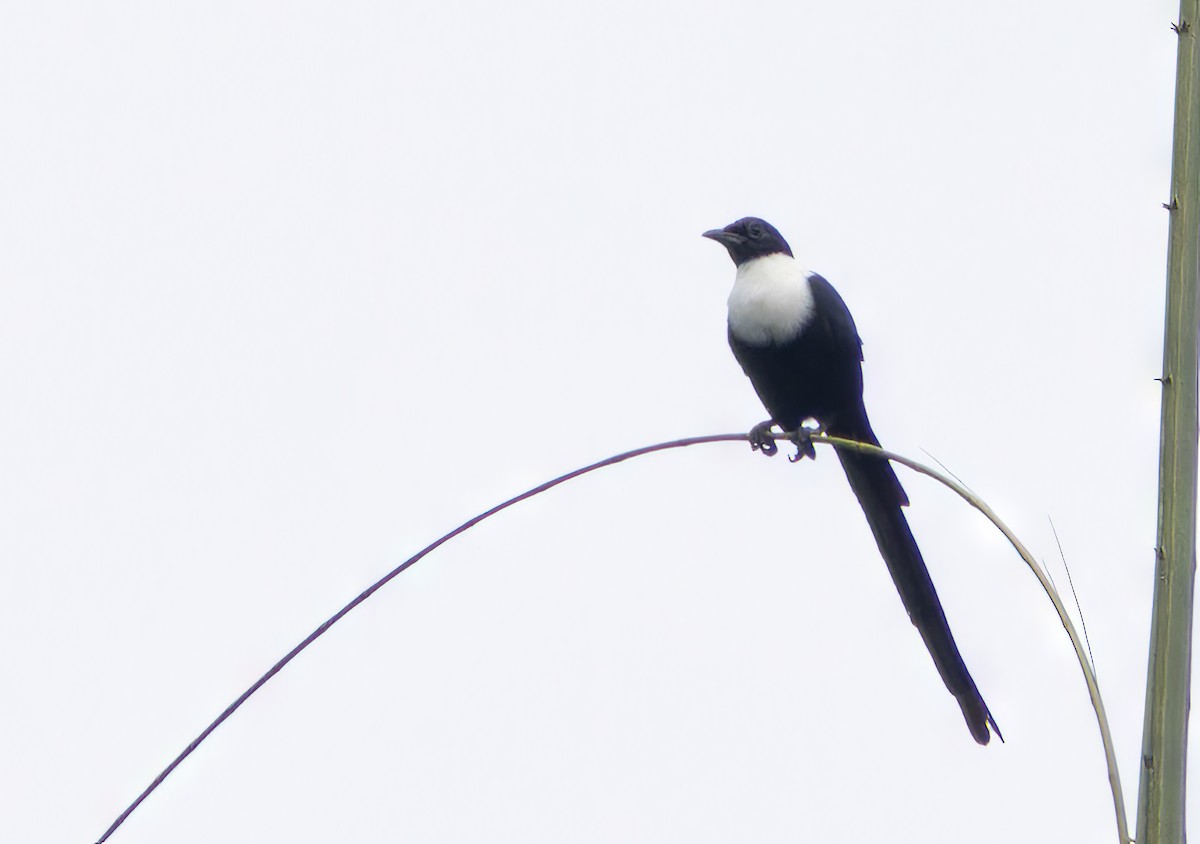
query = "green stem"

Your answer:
(1137, 3), (1200, 842)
